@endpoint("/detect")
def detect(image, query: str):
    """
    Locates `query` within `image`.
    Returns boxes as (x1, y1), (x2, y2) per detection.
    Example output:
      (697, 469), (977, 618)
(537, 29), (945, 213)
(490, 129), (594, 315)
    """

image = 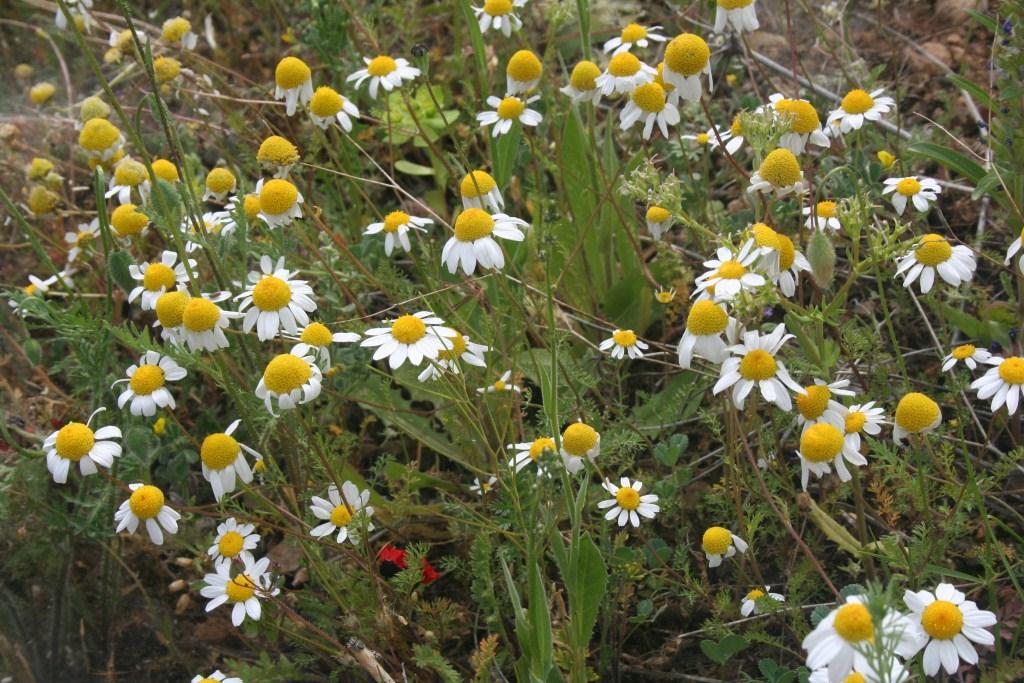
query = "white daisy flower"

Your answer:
(595, 52), (656, 96)
(181, 212), (239, 252)
(505, 50), (543, 95)
(55, 0), (93, 32)
(715, 0), (760, 33)
(346, 55), (420, 99)
(893, 392), (942, 444)
(207, 517), (260, 571)
(826, 88), (896, 135)
(836, 401), (885, 463)
(1004, 226), (1024, 273)
(476, 94), (543, 137)
(180, 292), (242, 353)
(740, 586), (784, 617)
(677, 300), (740, 368)
(470, 475), (498, 495)
(803, 201), (842, 232)
(796, 378), (855, 432)
(507, 437), (556, 474)
(64, 218), (100, 263)
(713, 324), (805, 411)
(255, 350), (323, 415)
(191, 671), (242, 683)
(748, 148), (805, 197)
(645, 206), (673, 240)
(560, 420), (600, 474)
(273, 56), (313, 116)
(112, 350), (187, 417)
(882, 176), (941, 215)
(474, 0), (526, 36)
(105, 157), (150, 205)
(152, 290), (191, 345)
(702, 526), (748, 567)
(768, 94), (830, 155)
(200, 555), (276, 627)
(477, 369), (522, 394)
(598, 477), (660, 527)
(203, 167), (236, 203)
(459, 170), (504, 211)
(748, 223), (810, 298)
(808, 660), (910, 683)
(603, 23), (667, 55)
(128, 250), (194, 311)
(364, 210), (433, 255)
(693, 240), (766, 302)
(619, 82), (679, 139)
(309, 481), (374, 544)
(661, 33), (712, 103)
(561, 60), (602, 104)
(441, 208), (528, 275)
(200, 419), (261, 502)
(360, 311), (456, 370)
(236, 255), (317, 341)
(289, 321), (360, 370)
(416, 330), (488, 381)
(255, 177), (304, 228)
(971, 355), (1024, 415)
(599, 329), (649, 360)
(709, 115), (745, 155)
(114, 483), (181, 545)
(904, 582), (997, 677)
(942, 343), (991, 372)
(43, 407), (121, 484)
(308, 85), (360, 131)
(161, 16), (197, 50)
(796, 422), (865, 490)
(895, 233), (975, 294)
